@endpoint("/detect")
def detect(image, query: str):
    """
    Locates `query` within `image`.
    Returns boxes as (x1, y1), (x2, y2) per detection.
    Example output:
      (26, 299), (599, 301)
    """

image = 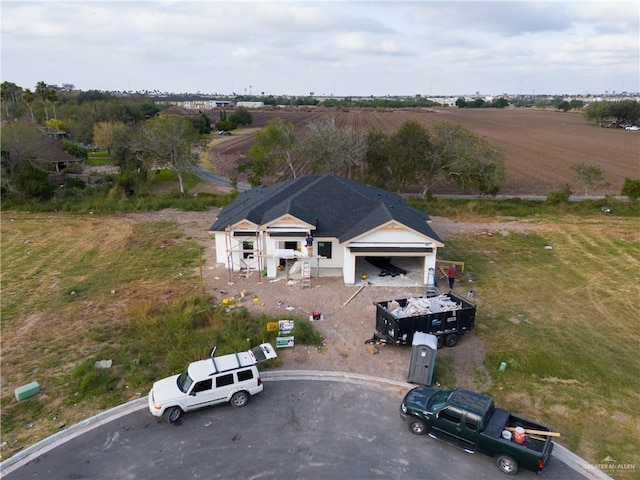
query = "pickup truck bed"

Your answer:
(483, 408), (551, 453)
